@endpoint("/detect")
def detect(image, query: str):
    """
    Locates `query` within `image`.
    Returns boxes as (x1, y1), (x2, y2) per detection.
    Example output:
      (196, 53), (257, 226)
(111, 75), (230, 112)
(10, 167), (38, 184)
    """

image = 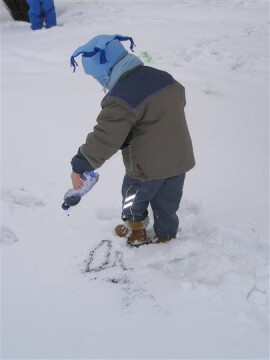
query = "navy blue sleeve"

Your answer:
(71, 148), (95, 174)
